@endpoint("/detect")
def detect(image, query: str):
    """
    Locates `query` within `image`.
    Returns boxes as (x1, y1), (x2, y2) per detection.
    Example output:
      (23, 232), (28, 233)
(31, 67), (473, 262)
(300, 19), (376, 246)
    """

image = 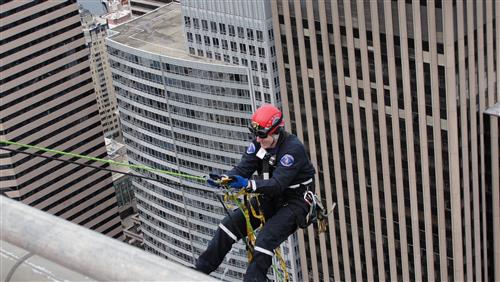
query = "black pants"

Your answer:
(195, 195), (308, 281)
